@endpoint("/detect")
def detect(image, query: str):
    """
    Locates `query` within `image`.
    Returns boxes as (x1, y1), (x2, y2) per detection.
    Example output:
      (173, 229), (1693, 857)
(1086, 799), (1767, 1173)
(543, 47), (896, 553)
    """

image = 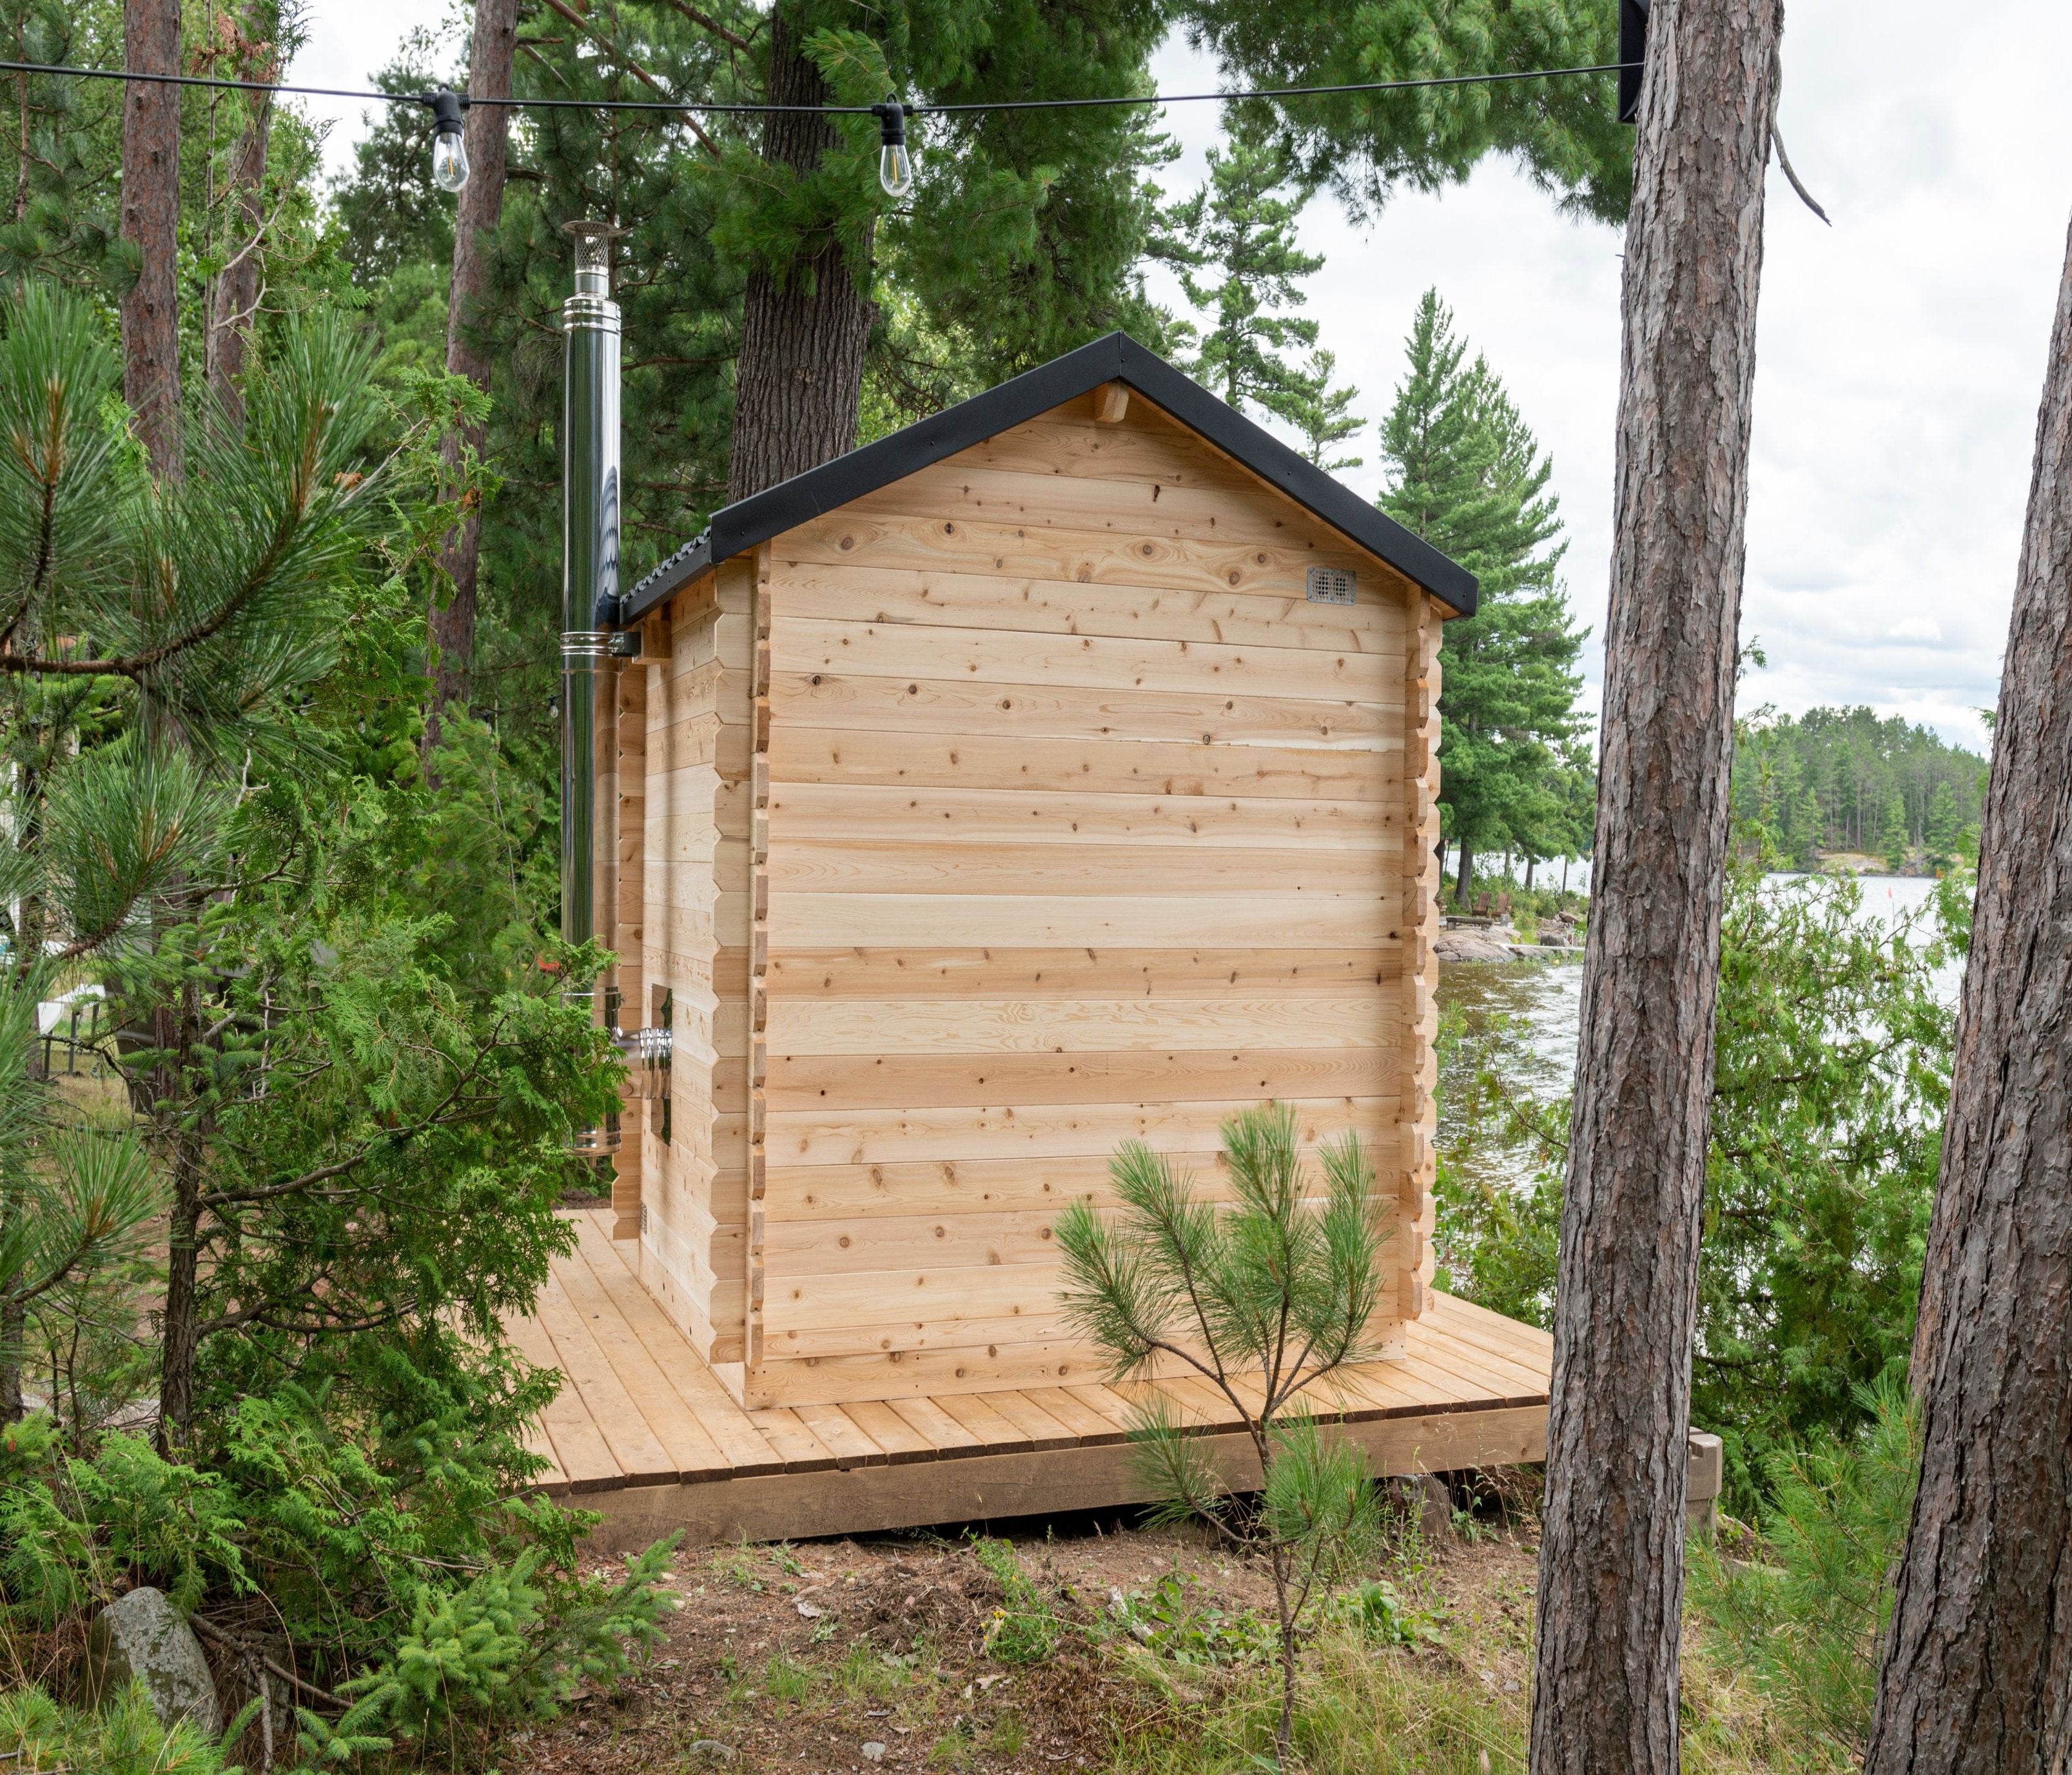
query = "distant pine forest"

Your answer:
(1732, 705), (1989, 872)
